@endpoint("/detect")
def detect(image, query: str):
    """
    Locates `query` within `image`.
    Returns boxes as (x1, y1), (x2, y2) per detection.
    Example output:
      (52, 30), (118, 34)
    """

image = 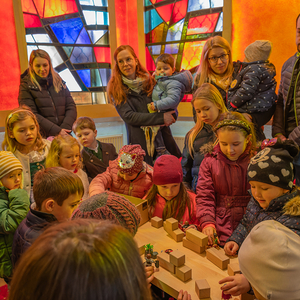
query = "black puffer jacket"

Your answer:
(18, 70), (77, 137)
